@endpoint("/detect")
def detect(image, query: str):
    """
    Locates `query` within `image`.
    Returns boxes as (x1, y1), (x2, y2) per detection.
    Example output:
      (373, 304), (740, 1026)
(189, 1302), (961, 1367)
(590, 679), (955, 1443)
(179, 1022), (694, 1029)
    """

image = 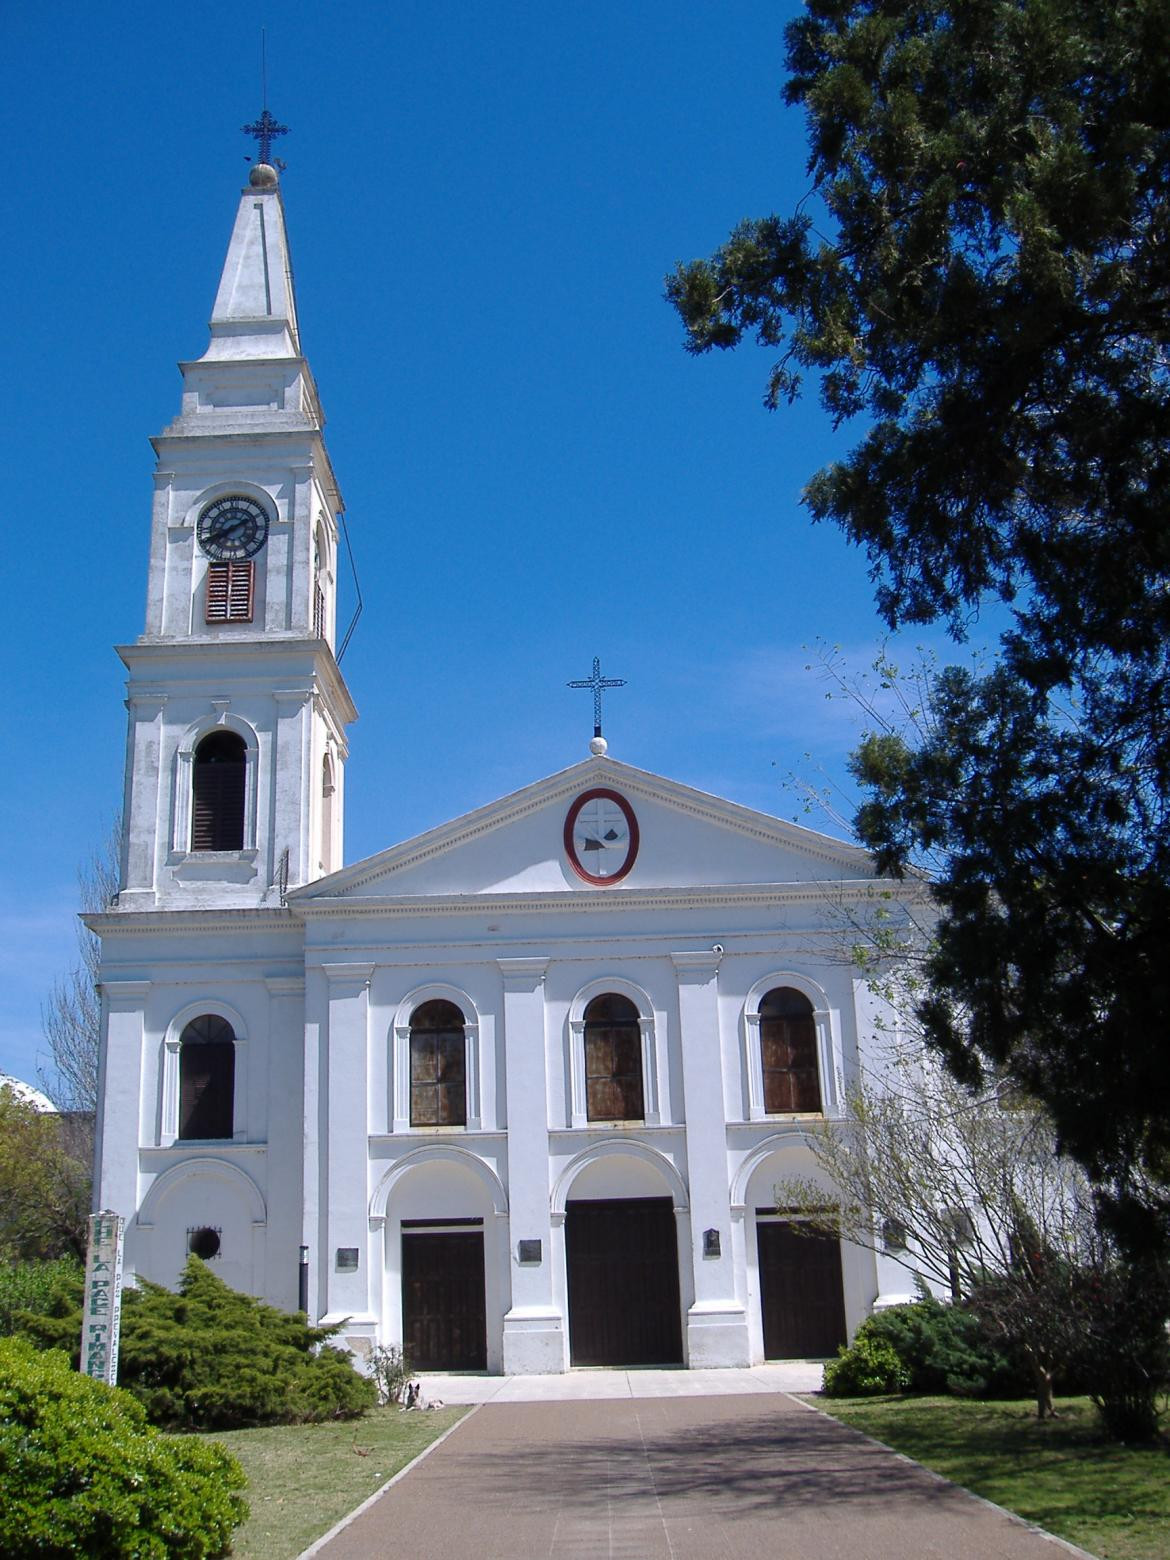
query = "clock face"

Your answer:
(197, 495), (270, 560)
(564, 788), (639, 885)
